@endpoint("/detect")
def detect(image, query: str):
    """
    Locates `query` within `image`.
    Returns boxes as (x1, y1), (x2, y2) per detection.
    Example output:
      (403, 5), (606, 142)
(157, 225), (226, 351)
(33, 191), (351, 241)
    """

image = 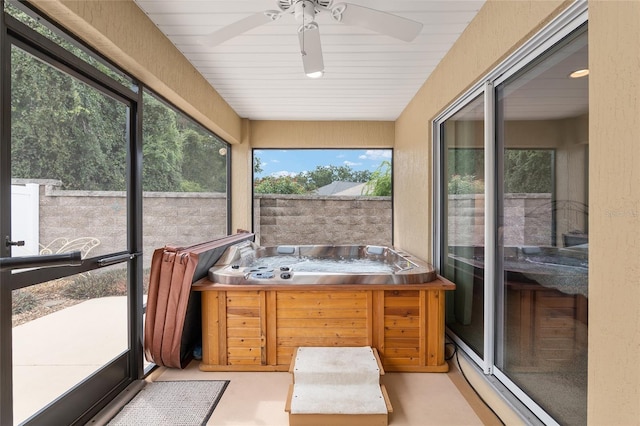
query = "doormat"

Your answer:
(108, 380), (229, 426)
